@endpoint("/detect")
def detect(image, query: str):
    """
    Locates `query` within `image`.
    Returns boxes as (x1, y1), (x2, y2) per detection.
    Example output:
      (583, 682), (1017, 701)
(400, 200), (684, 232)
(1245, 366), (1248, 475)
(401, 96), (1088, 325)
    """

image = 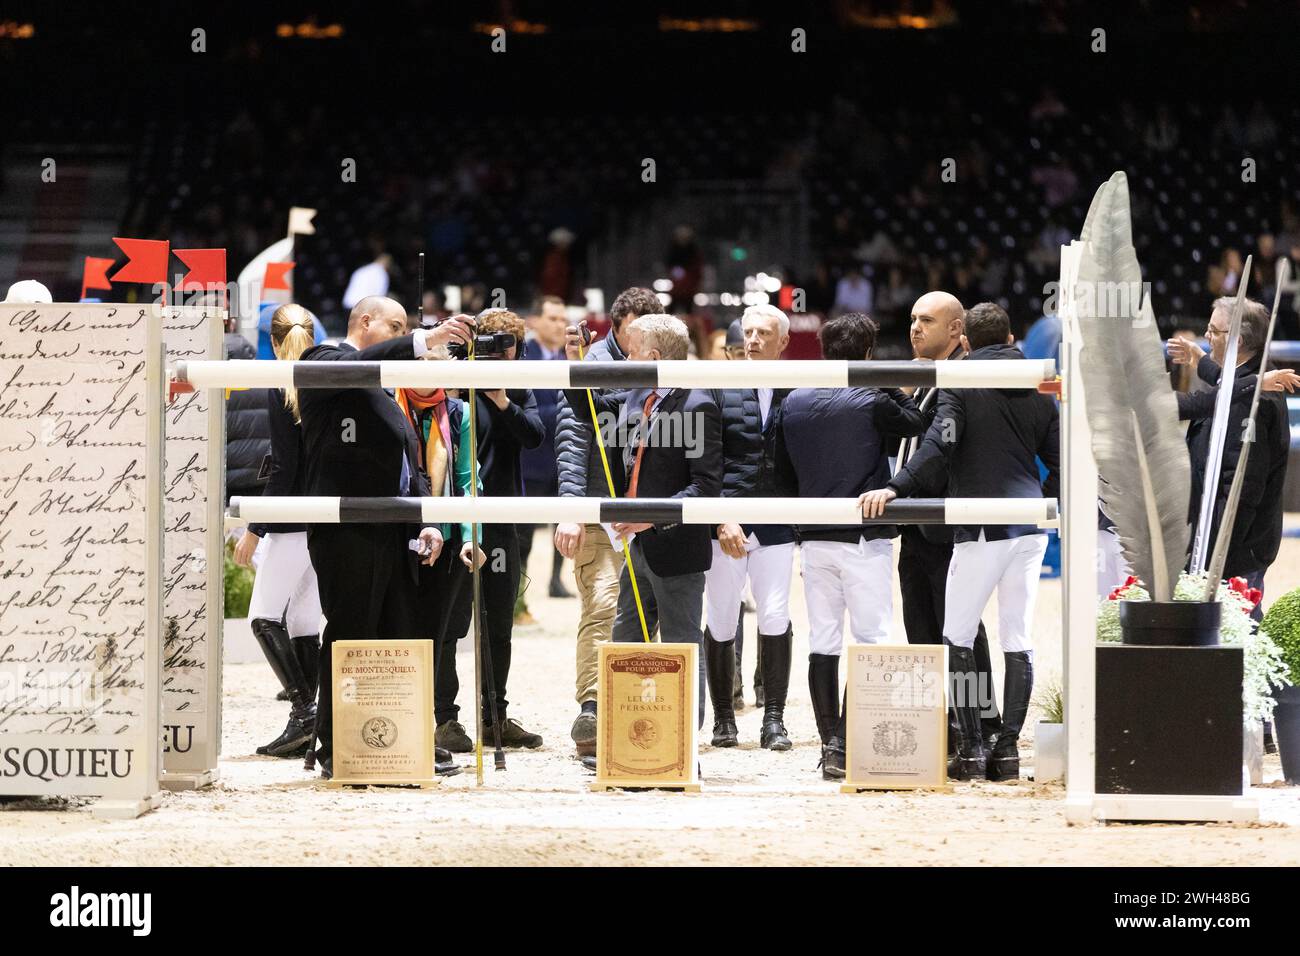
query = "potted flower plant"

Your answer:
(1100, 571), (1290, 785)
(1031, 674), (1064, 783)
(1260, 588), (1300, 785)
